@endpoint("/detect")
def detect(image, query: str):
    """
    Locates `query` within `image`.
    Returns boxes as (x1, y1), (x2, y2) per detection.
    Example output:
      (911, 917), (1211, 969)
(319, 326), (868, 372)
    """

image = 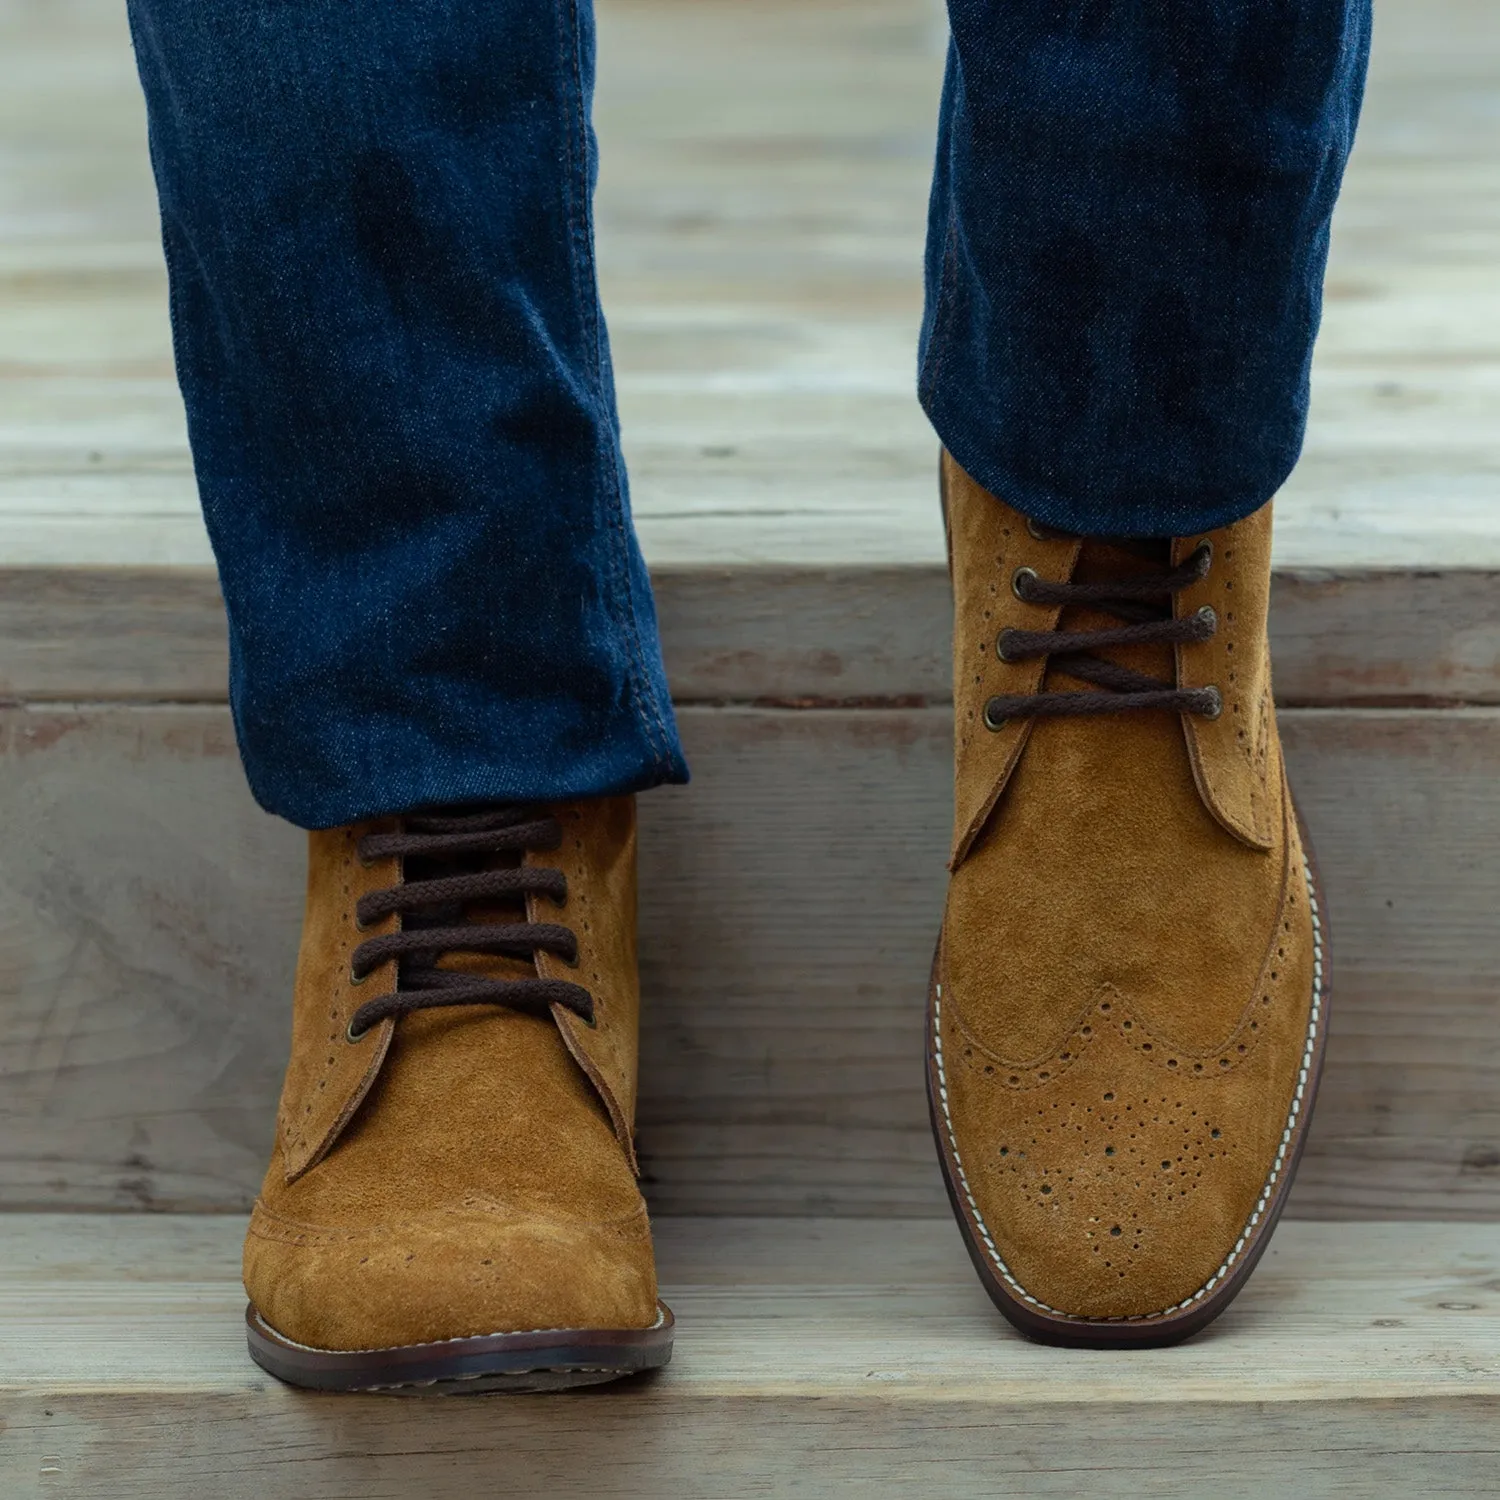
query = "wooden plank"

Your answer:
(0, 567), (229, 704)
(0, 1215), (1496, 1497)
(1, 562), (1496, 705)
(6, 1391), (1493, 1500)
(0, 703), (1496, 1218)
(1270, 568), (1500, 707)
